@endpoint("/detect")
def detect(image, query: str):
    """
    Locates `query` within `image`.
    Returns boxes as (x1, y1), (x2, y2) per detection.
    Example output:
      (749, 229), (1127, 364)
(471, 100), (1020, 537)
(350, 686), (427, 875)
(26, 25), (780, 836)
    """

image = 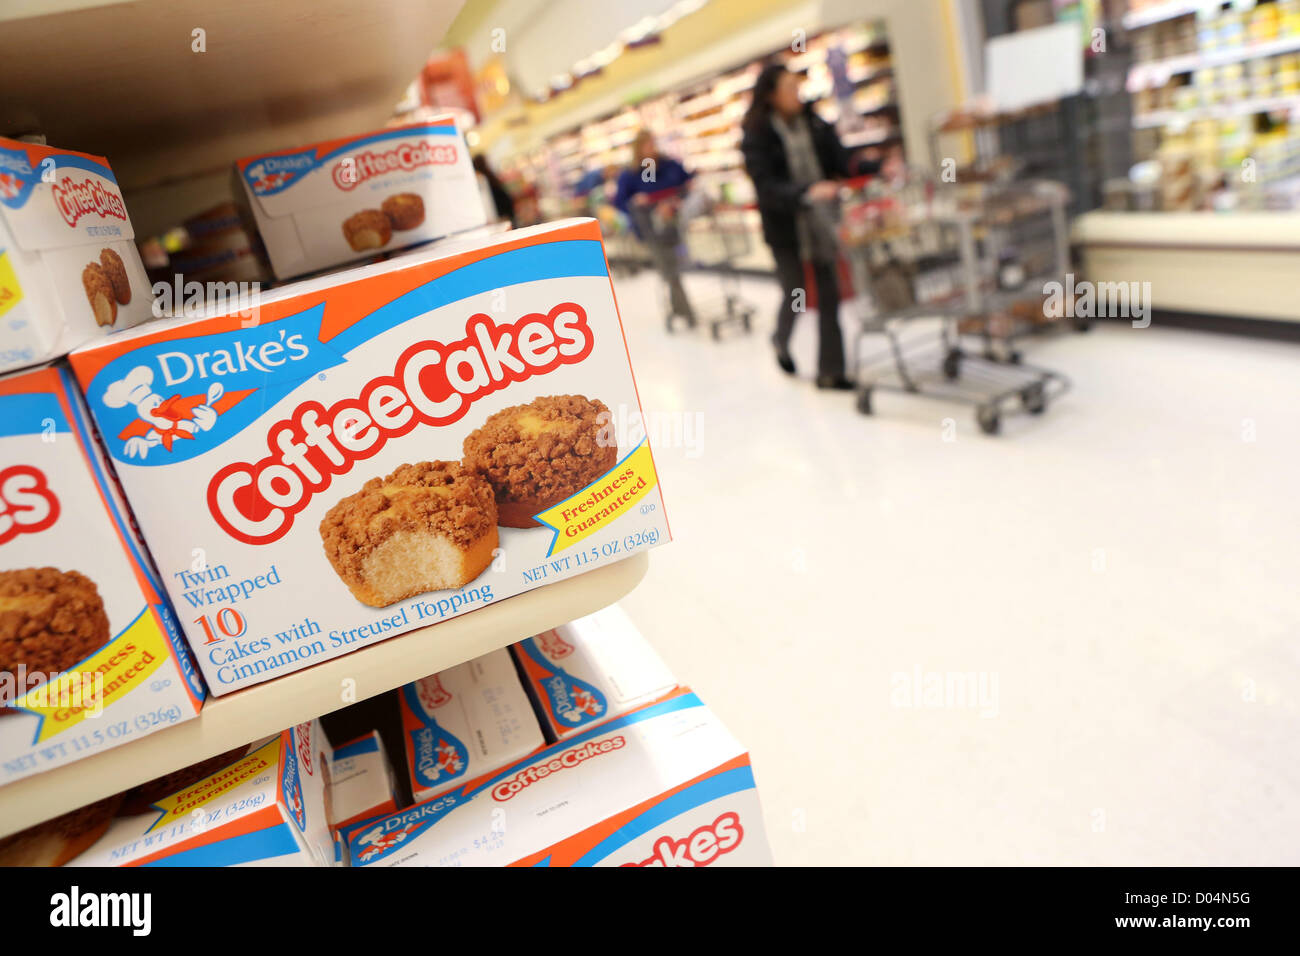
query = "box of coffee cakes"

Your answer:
(68, 218), (670, 695)
(0, 137), (153, 373)
(234, 118), (487, 280)
(0, 364), (204, 785)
